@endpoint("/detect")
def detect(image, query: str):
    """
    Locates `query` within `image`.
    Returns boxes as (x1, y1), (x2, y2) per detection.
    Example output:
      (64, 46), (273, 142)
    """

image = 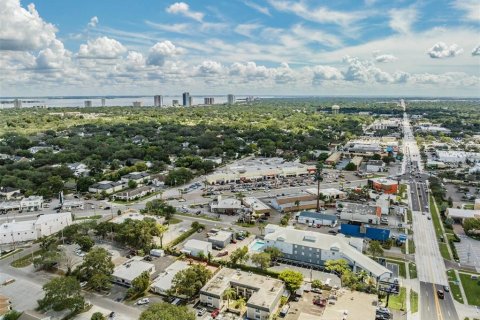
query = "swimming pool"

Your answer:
(250, 240), (265, 251)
